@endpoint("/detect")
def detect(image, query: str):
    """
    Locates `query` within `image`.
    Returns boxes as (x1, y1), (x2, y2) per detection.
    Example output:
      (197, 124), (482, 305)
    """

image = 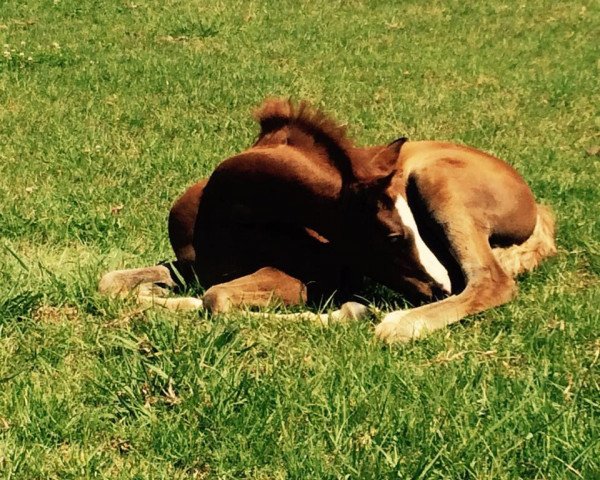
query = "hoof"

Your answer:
(98, 266), (176, 296)
(98, 271), (123, 296)
(202, 288), (232, 314)
(338, 302), (370, 321)
(375, 311), (427, 343)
